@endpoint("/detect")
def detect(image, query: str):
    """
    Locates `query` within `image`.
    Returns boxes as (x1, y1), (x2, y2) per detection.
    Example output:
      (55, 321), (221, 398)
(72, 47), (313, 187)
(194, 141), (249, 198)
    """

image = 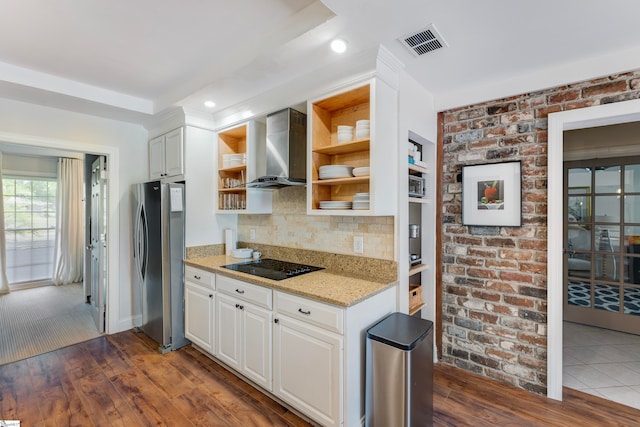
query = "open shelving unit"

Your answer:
(216, 120), (271, 214)
(408, 138), (429, 316)
(309, 84), (371, 213)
